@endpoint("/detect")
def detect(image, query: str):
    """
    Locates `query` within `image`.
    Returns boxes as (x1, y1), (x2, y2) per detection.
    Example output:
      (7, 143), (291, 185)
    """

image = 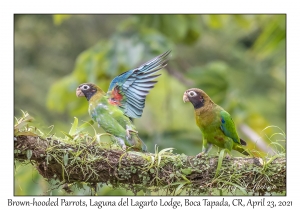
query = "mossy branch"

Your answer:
(14, 135), (286, 195)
